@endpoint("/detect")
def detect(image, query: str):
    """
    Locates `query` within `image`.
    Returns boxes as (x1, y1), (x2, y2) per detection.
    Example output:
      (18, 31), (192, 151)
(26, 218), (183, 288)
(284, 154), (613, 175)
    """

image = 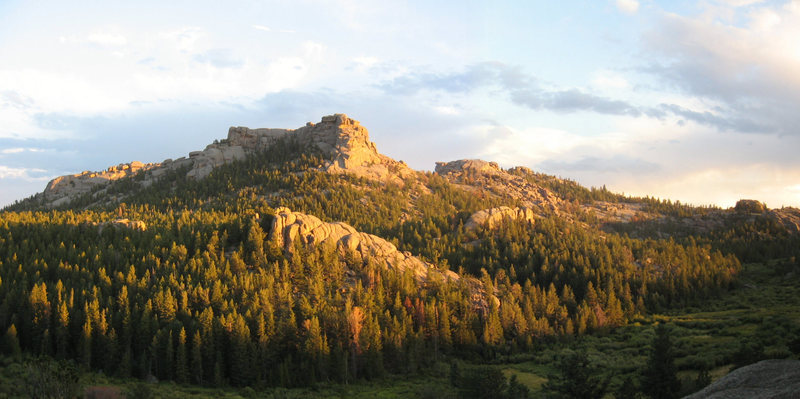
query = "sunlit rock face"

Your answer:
(268, 206), (494, 311)
(40, 114), (413, 207)
(269, 206), (458, 283)
(434, 159), (562, 212)
(465, 206), (536, 231)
